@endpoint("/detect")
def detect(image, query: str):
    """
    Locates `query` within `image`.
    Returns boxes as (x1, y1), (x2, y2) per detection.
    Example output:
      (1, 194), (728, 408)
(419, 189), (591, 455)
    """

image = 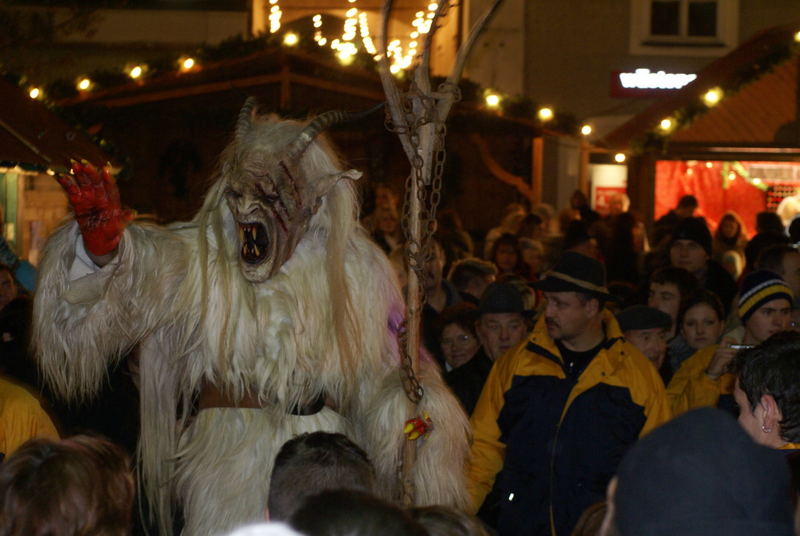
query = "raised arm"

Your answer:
(33, 163), (189, 401)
